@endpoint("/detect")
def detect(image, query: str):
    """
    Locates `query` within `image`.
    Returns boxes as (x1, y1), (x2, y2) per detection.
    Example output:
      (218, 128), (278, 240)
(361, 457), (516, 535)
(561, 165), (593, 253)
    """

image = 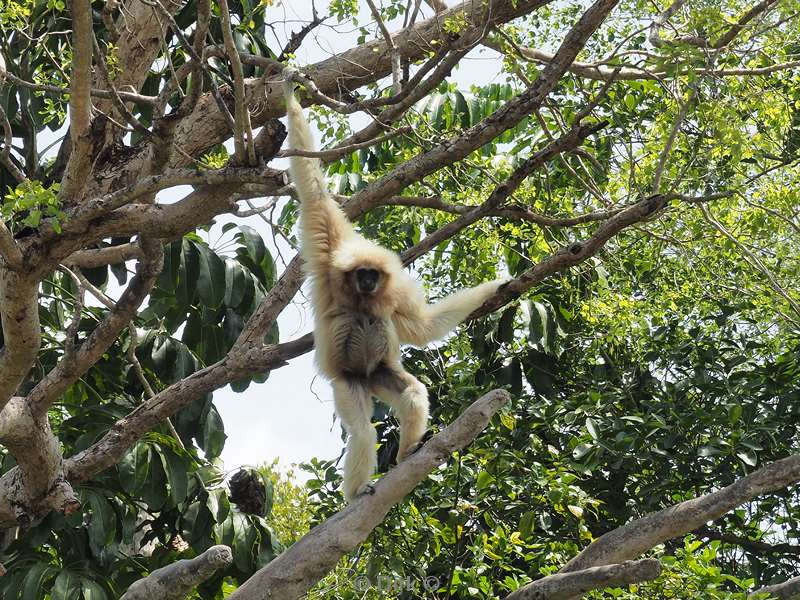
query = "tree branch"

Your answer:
(750, 574), (800, 599)
(218, 0), (255, 164)
(347, 0), (620, 215)
(120, 545), (233, 600)
(399, 119), (608, 264)
(63, 243), (144, 269)
(0, 272), (40, 410)
(27, 240), (164, 417)
(0, 397), (80, 526)
(228, 389), (510, 600)
(60, 0), (94, 201)
(504, 559), (662, 600)
(561, 455), (800, 574)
